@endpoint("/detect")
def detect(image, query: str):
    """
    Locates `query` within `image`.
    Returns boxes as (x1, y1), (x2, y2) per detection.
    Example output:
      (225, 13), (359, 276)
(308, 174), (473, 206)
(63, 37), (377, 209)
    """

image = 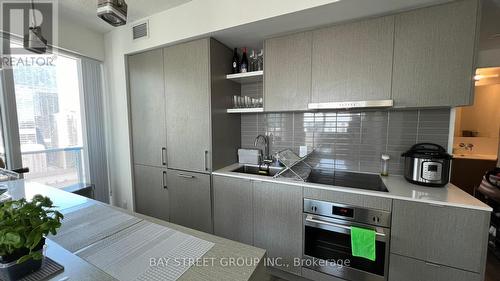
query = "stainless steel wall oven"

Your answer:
(303, 199), (391, 281)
